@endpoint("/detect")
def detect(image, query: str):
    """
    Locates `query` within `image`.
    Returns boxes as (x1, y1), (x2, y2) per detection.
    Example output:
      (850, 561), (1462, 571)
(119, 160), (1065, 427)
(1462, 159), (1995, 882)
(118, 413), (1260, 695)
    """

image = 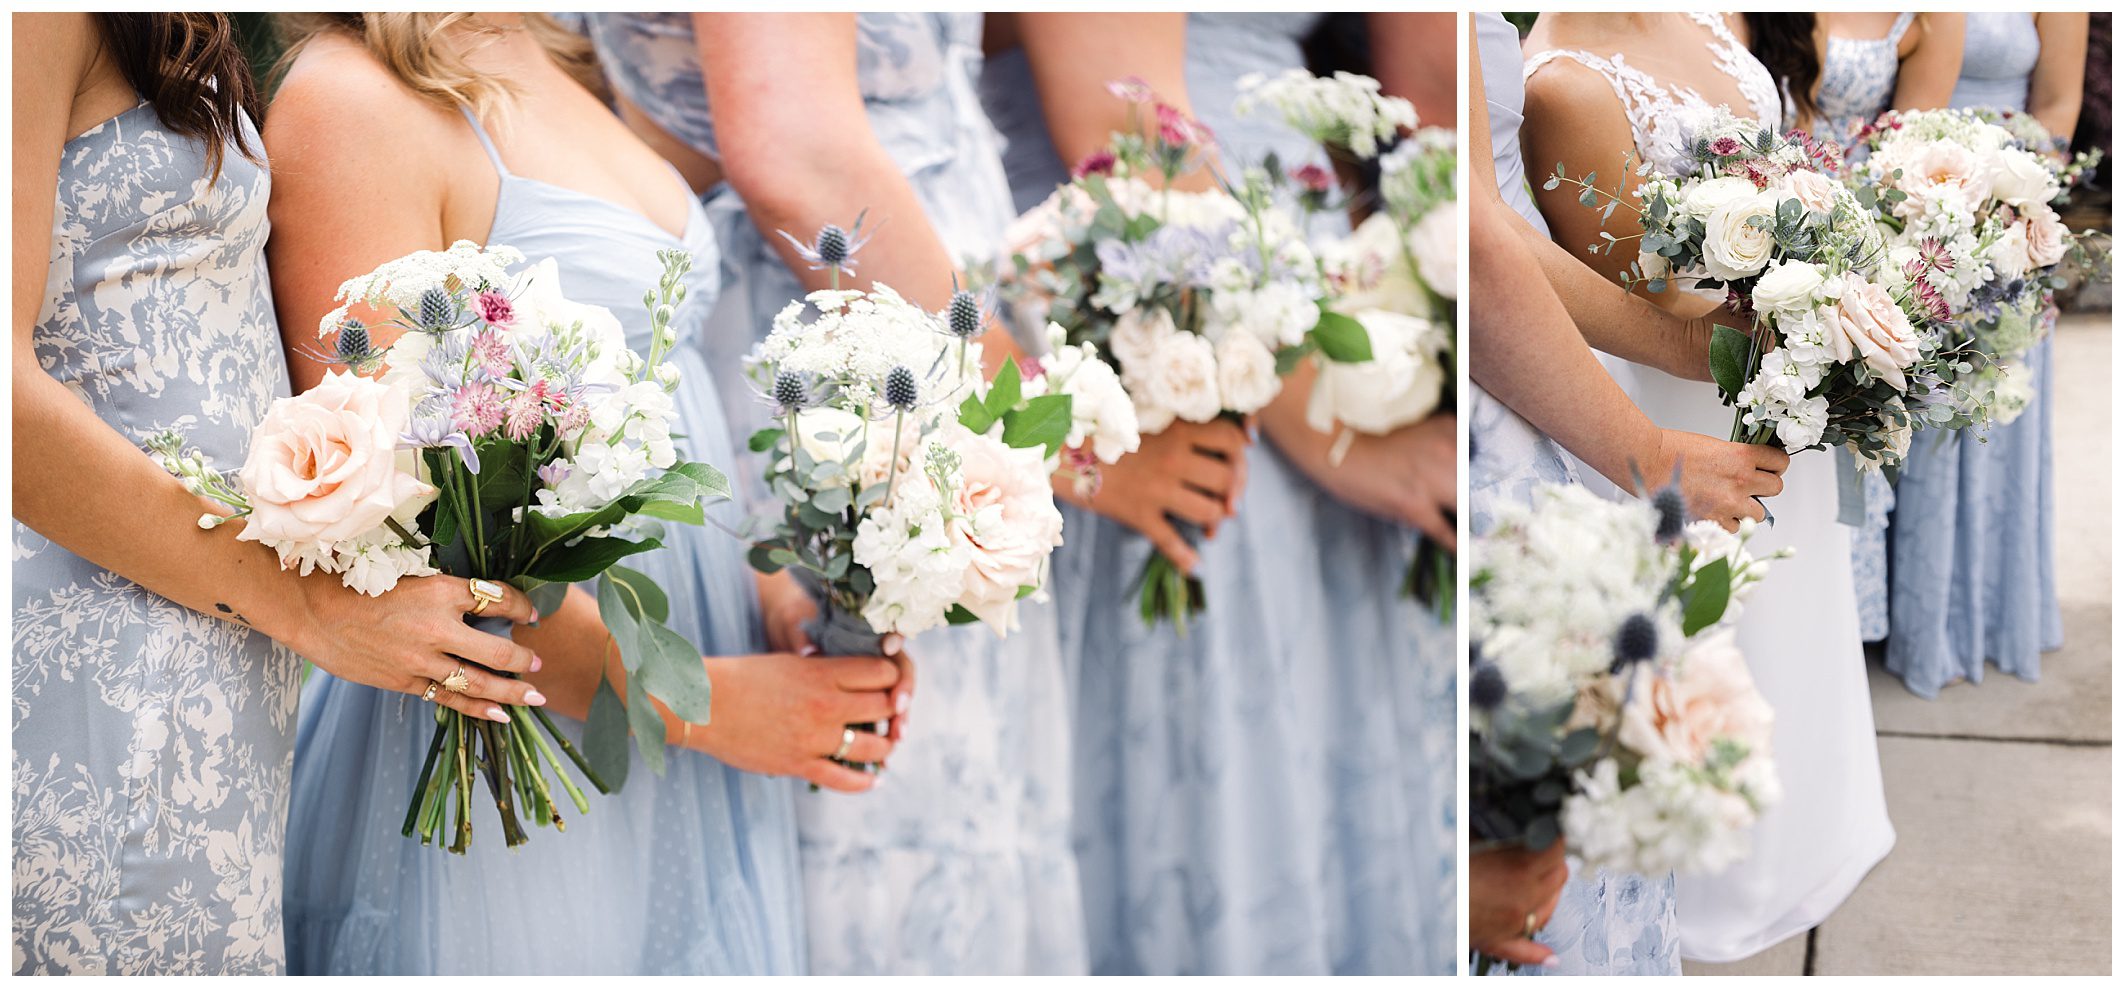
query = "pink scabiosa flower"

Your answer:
(451, 381), (508, 437)
(476, 289), (515, 327)
(1072, 149), (1117, 179)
